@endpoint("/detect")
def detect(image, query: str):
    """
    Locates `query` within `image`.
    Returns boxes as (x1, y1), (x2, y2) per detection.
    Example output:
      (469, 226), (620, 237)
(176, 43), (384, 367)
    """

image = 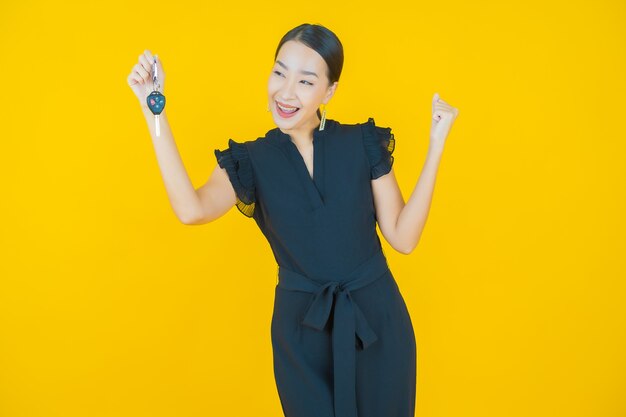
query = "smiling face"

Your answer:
(268, 40), (338, 132)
